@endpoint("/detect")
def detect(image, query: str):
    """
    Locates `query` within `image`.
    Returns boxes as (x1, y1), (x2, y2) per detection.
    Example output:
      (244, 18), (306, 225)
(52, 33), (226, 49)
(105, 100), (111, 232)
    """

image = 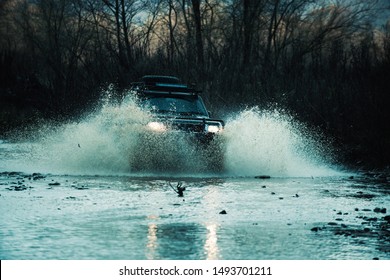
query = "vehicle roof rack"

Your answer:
(141, 75), (181, 85)
(131, 82), (200, 95)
